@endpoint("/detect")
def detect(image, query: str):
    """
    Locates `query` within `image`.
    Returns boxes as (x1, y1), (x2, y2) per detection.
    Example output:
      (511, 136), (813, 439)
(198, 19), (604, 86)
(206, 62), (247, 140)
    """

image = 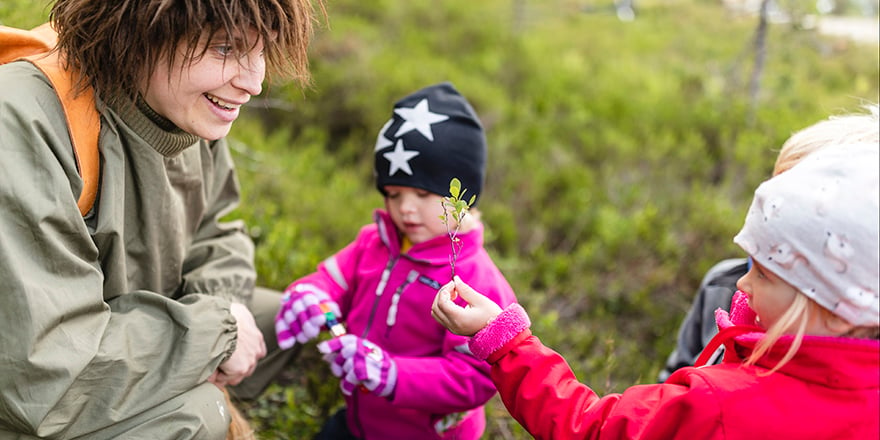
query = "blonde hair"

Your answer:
(747, 294), (879, 375)
(773, 104), (879, 176)
(747, 104), (880, 374)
